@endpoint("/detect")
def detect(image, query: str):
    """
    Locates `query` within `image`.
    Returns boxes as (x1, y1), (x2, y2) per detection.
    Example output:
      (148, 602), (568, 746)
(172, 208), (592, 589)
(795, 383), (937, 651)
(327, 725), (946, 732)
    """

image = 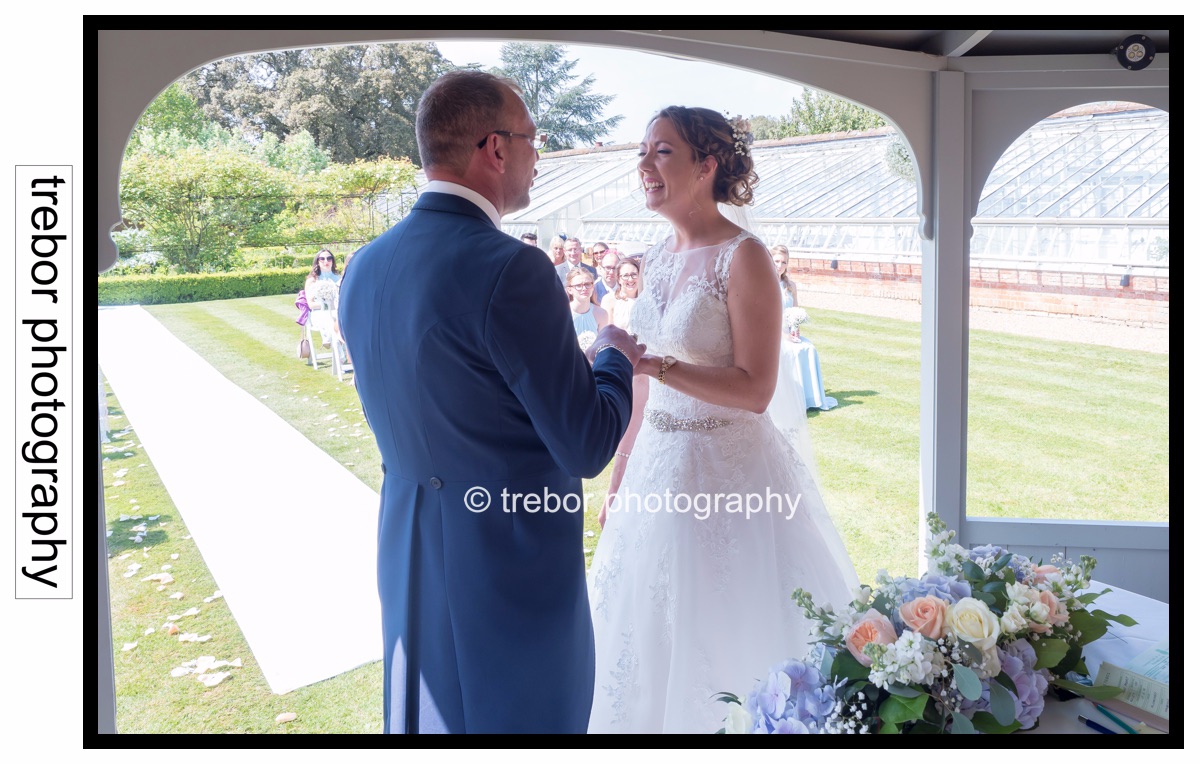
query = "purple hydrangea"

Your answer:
(968, 546), (1032, 582)
(960, 639), (1051, 730)
(895, 574), (972, 604)
(744, 659), (838, 734)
